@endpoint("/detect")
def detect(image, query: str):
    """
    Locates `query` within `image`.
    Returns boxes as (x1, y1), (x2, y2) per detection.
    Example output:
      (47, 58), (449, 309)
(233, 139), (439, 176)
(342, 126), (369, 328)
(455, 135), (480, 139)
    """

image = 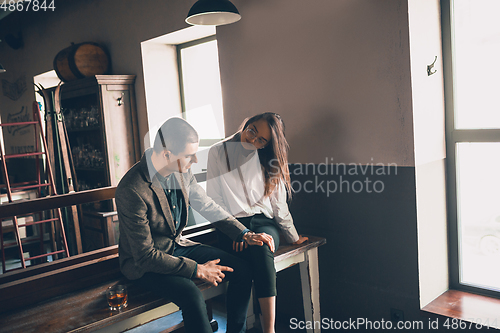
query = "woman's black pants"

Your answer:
(216, 214), (280, 299)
